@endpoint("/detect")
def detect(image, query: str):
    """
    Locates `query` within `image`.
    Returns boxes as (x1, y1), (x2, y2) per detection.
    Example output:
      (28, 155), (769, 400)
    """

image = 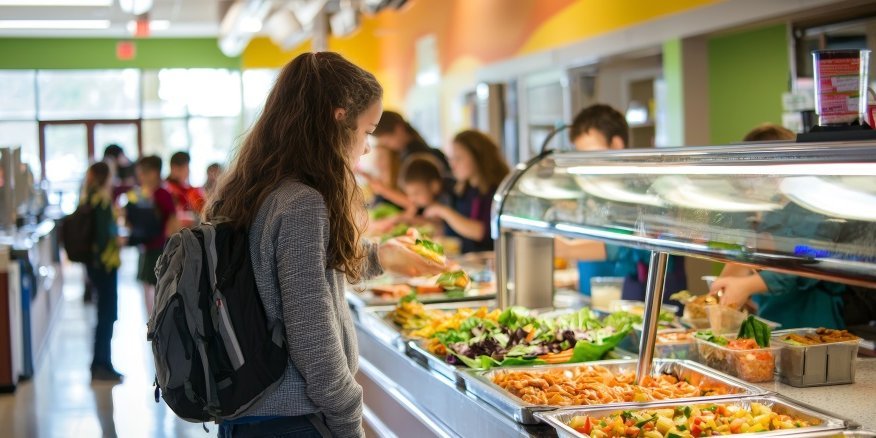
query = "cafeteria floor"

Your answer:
(0, 248), (206, 438)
